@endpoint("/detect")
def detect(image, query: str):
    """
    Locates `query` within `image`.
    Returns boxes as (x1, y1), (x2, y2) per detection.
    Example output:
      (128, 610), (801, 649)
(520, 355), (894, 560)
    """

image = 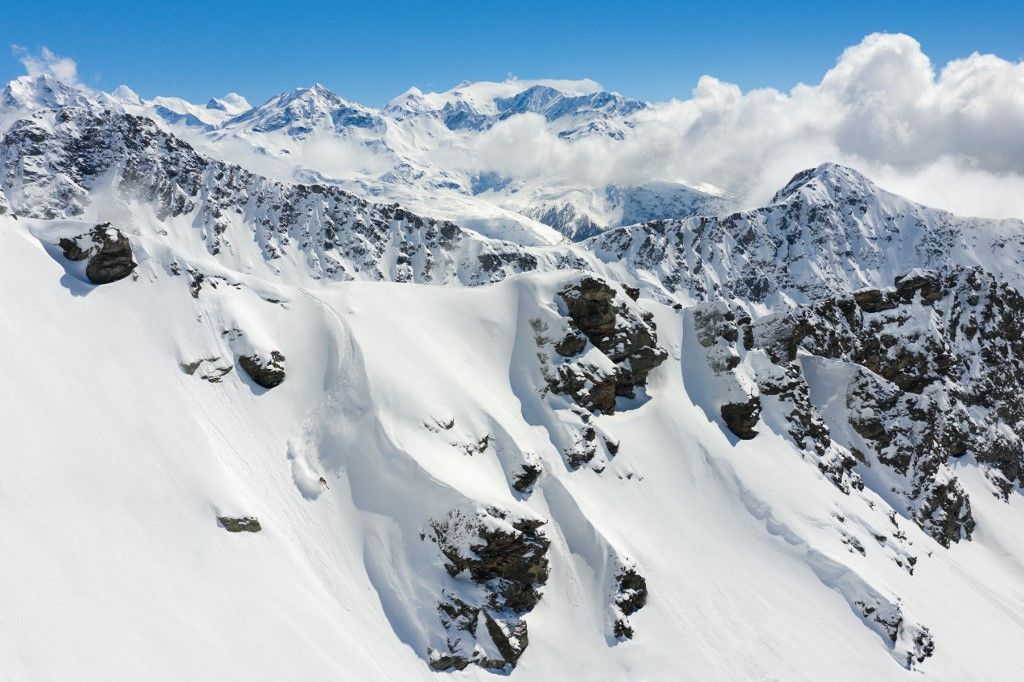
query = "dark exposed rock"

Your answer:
(612, 566), (649, 640)
(217, 516), (261, 533)
(57, 223), (137, 284)
(893, 270), (942, 305)
(853, 288), (896, 313)
(916, 477), (975, 548)
(426, 507), (550, 671)
(560, 277), (618, 341)
(512, 463), (542, 493)
(554, 332), (587, 357)
(57, 236), (89, 261)
(733, 266), (1024, 545)
(550, 363), (618, 415)
(853, 597), (934, 670)
(721, 399), (761, 440)
(546, 277), (667, 414)
(238, 351), (286, 389)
